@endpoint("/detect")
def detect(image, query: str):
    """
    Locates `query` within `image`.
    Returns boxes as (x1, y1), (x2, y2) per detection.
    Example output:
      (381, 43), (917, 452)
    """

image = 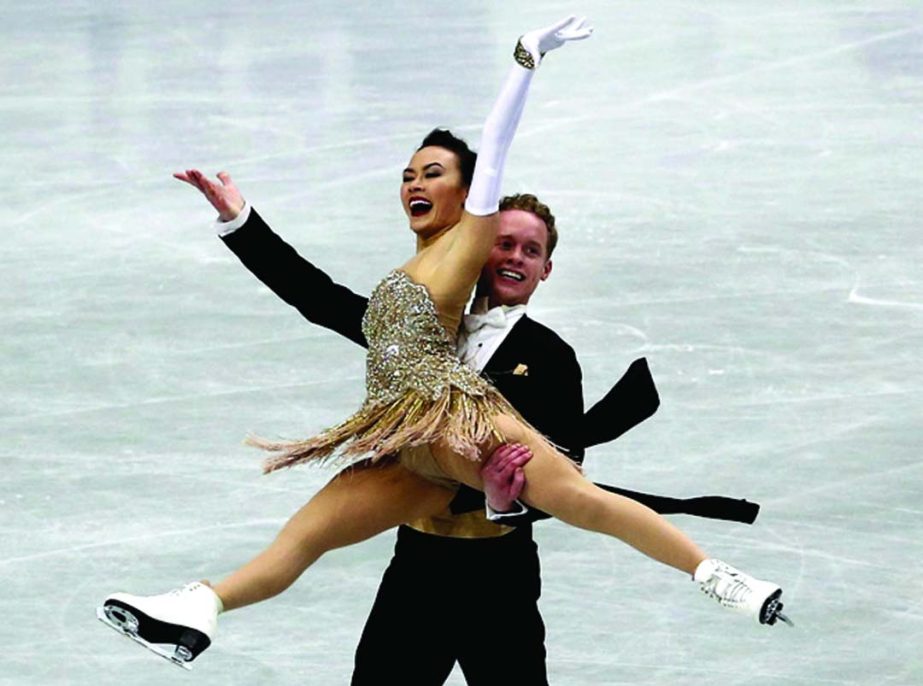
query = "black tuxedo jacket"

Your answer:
(222, 208), (658, 515)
